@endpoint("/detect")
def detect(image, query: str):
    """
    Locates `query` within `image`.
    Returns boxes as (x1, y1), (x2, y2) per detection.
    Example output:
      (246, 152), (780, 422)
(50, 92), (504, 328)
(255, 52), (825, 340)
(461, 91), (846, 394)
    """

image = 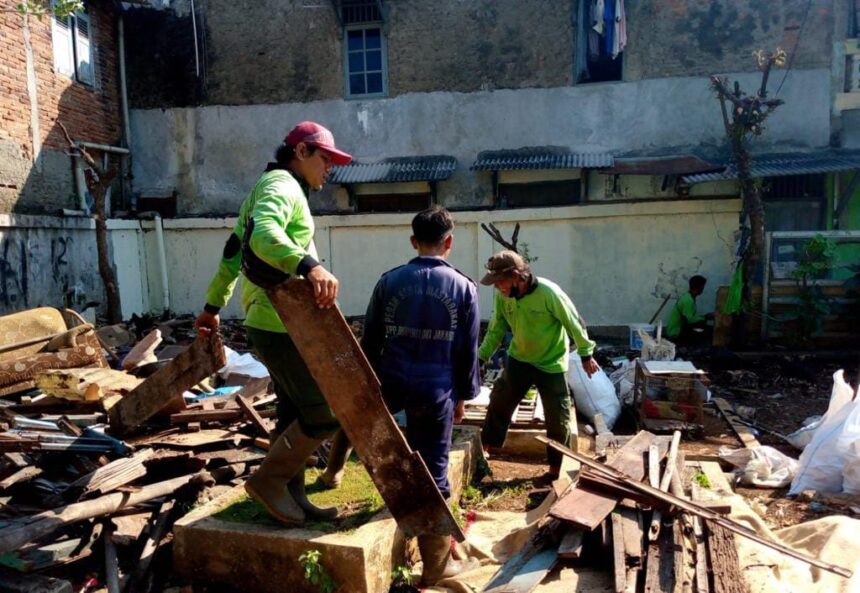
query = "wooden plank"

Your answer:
(643, 523), (675, 593)
(108, 334), (226, 436)
(539, 437), (854, 578)
(649, 431), (682, 542)
(145, 429), (247, 449)
(121, 329), (162, 371)
(705, 523), (748, 593)
(620, 504), (644, 593)
(549, 431), (655, 530)
(267, 279), (463, 540)
(63, 449), (154, 500)
(0, 466), (42, 490)
(611, 511), (628, 593)
(692, 516), (710, 593)
(236, 395), (271, 437)
(673, 521), (694, 593)
(557, 528), (584, 559)
(170, 408), (275, 424)
(0, 471), (207, 554)
(711, 398), (761, 449)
